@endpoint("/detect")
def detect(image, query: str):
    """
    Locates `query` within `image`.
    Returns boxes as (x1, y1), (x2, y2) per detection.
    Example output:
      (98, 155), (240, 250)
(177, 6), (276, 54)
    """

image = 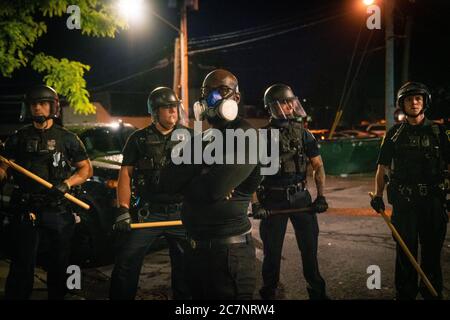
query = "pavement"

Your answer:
(1, 173), (449, 300)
